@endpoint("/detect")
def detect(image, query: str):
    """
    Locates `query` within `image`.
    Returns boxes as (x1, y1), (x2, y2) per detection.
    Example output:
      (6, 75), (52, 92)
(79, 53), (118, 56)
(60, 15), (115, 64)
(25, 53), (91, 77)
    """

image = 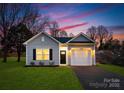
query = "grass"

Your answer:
(97, 63), (124, 76)
(0, 57), (82, 90)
